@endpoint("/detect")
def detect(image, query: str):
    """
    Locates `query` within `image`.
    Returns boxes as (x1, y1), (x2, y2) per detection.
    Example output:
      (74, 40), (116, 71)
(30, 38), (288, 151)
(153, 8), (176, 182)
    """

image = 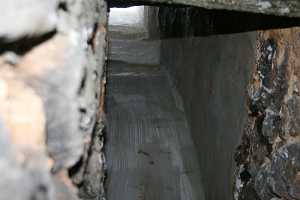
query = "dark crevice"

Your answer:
(58, 1), (69, 12)
(79, 108), (87, 114)
(78, 68), (88, 95)
(0, 30), (57, 55)
(240, 169), (252, 184)
(68, 121), (101, 188)
(87, 23), (99, 53)
(68, 156), (85, 186)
